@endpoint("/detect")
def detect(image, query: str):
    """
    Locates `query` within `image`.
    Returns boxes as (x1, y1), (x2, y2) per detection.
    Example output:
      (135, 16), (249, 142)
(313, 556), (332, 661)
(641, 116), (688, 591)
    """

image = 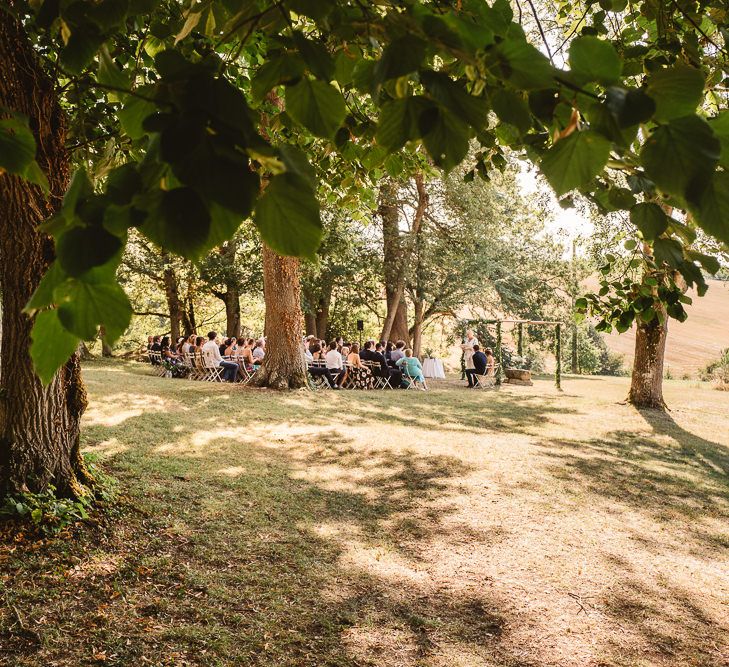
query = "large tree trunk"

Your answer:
(0, 10), (91, 497)
(162, 262), (182, 342)
(253, 245), (308, 389)
(304, 312), (317, 338)
(628, 315), (668, 409)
